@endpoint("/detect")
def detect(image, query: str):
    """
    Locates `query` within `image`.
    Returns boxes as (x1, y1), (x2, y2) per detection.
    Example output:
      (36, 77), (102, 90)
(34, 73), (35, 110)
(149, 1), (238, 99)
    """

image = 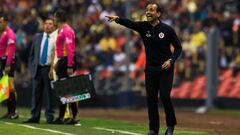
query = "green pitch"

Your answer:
(0, 108), (211, 135)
